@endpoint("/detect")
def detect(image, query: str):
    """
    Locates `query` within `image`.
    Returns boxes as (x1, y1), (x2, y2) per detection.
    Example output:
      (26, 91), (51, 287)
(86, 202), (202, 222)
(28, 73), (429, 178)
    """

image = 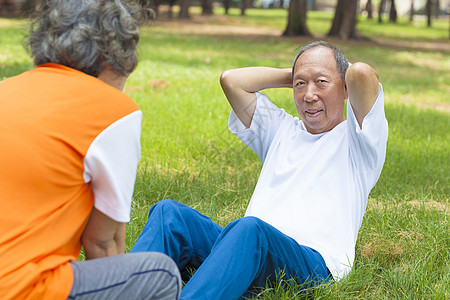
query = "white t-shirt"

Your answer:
(228, 84), (388, 279)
